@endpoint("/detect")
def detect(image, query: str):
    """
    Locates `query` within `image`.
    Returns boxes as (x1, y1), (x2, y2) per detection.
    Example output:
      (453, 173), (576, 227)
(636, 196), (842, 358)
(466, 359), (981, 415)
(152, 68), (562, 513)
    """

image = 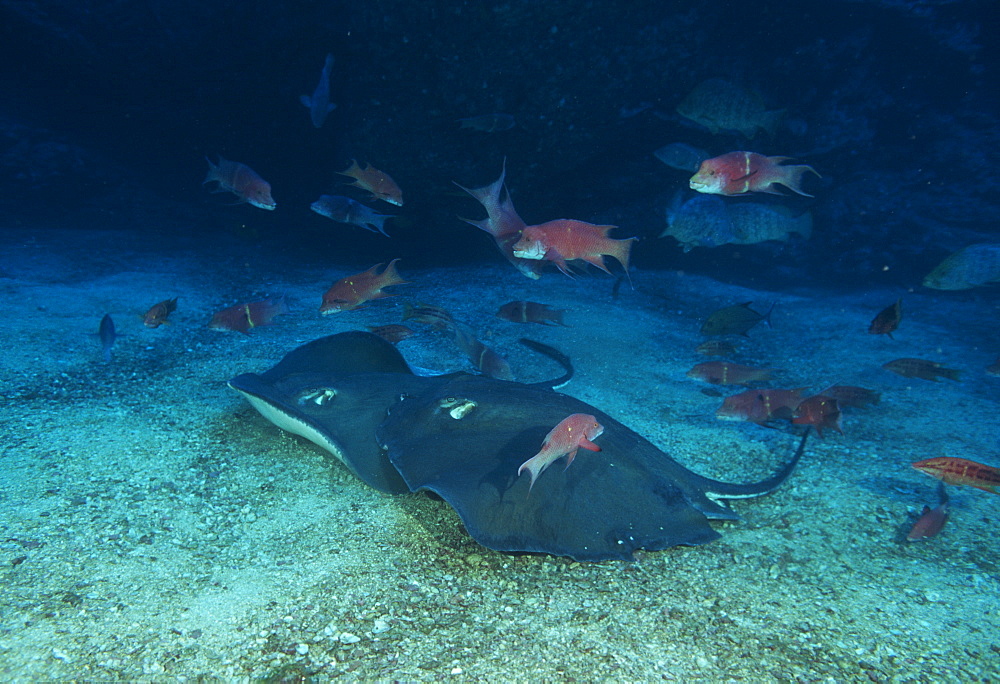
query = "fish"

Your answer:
(791, 395), (842, 438)
(310, 194), (393, 236)
(512, 219), (636, 280)
(455, 162), (545, 280)
(987, 358), (1000, 376)
(700, 301), (773, 336)
(300, 53), (336, 128)
(452, 322), (514, 381)
(676, 79), (784, 138)
(339, 160), (403, 206)
(906, 483), (950, 542)
(869, 299), (902, 338)
(208, 296), (290, 335)
(687, 361), (775, 386)
(203, 156), (276, 210)
(690, 152), (819, 198)
(653, 143), (709, 173)
(695, 340), (738, 356)
(320, 260), (407, 314)
(457, 113), (516, 132)
(727, 203), (812, 244)
(882, 358), (960, 382)
(142, 298), (177, 328)
(922, 243), (1000, 290)
(517, 414), (604, 491)
(817, 385), (881, 408)
(716, 388), (805, 424)
(98, 314), (118, 362)
(402, 302), (455, 330)
(496, 301), (567, 326)
(660, 194), (736, 252)
(912, 457), (1000, 494)
(367, 324), (414, 344)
